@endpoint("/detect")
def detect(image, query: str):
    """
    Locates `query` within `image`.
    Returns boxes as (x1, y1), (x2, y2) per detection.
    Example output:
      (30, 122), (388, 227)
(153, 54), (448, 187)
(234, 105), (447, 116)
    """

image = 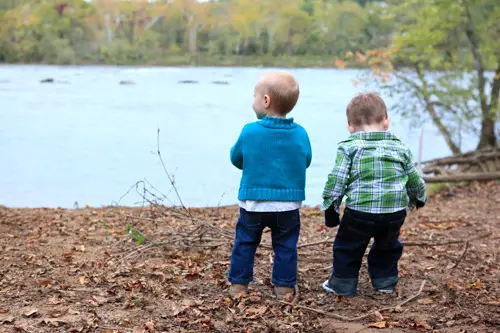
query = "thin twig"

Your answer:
(281, 280), (426, 322)
(121, 242), (160, 262)
(297, 238), (333, 249)
(97, 326), (132, 333)
(156, 128), (192, 219)
(121, 236), (234, 261)
(126, 215), (155, 221)
(296, 231), (492, 249)
(293, 284), (300, 305)
(448, 241), (469, 272)
(405, 231), (491, 246)
(420, 219), (467, 224)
